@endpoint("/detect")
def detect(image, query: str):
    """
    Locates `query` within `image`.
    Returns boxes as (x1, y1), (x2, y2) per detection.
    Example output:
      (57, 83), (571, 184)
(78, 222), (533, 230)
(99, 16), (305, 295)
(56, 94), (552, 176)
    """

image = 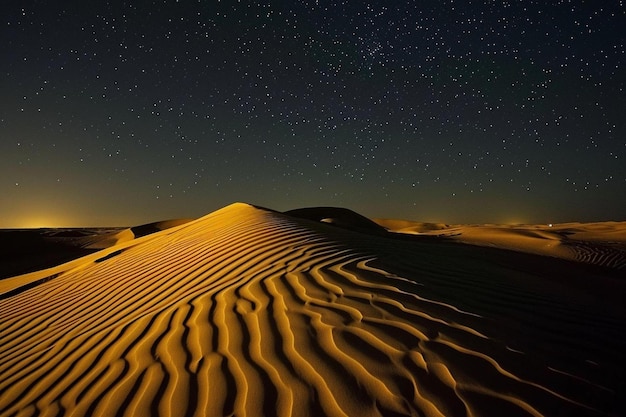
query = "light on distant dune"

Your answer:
(502, 218), (529, 226)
